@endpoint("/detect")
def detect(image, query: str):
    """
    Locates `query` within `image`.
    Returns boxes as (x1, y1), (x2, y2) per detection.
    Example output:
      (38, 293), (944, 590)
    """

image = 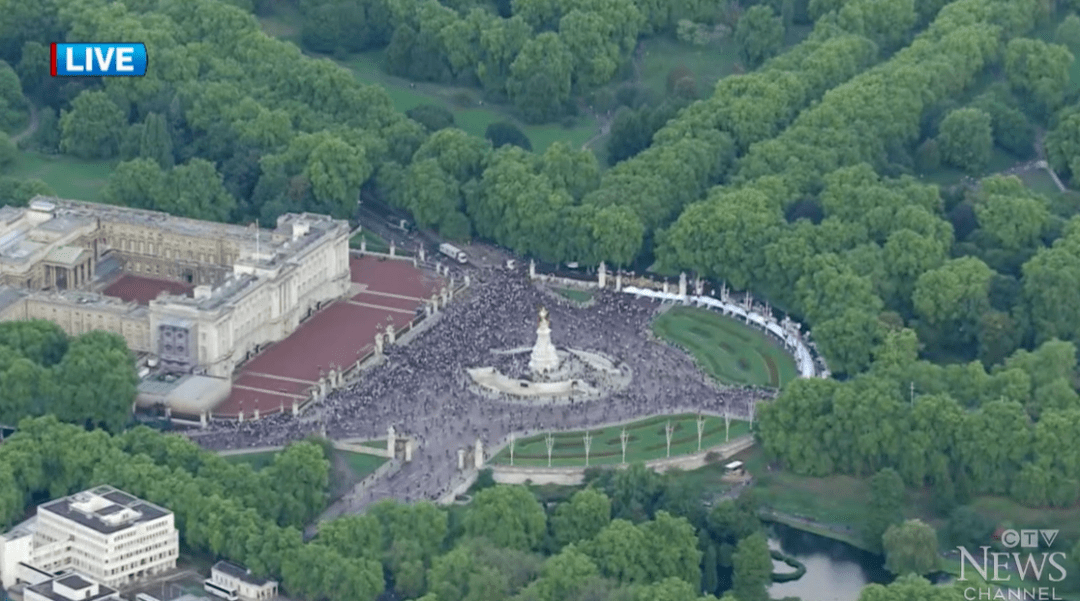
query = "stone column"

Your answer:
(405, 439), (413, 462)
(431, 294), (439, 313)
(464, 274), (470, 287)
(387, 426), (397, 458)
(360, 237), (367, 253)
(389, 241), (396, 256)
(386, 324), (396, 344)
(474, 438), (484, 469)
(253, 408), (260, 421)
(418, 246), (426, 262)
(374, 333), (384, 356)
(679, 272), (687, 298)
(200, 412), (208, 428)
(598, 262), (607, 288)
(440, 287), (449, 307)
(529, 259), (536, 279)
(663, 282), (669, 294)
(457, 449), (466, 470)
(615, 272), (622, 291)
(238, 410), (244, 423)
